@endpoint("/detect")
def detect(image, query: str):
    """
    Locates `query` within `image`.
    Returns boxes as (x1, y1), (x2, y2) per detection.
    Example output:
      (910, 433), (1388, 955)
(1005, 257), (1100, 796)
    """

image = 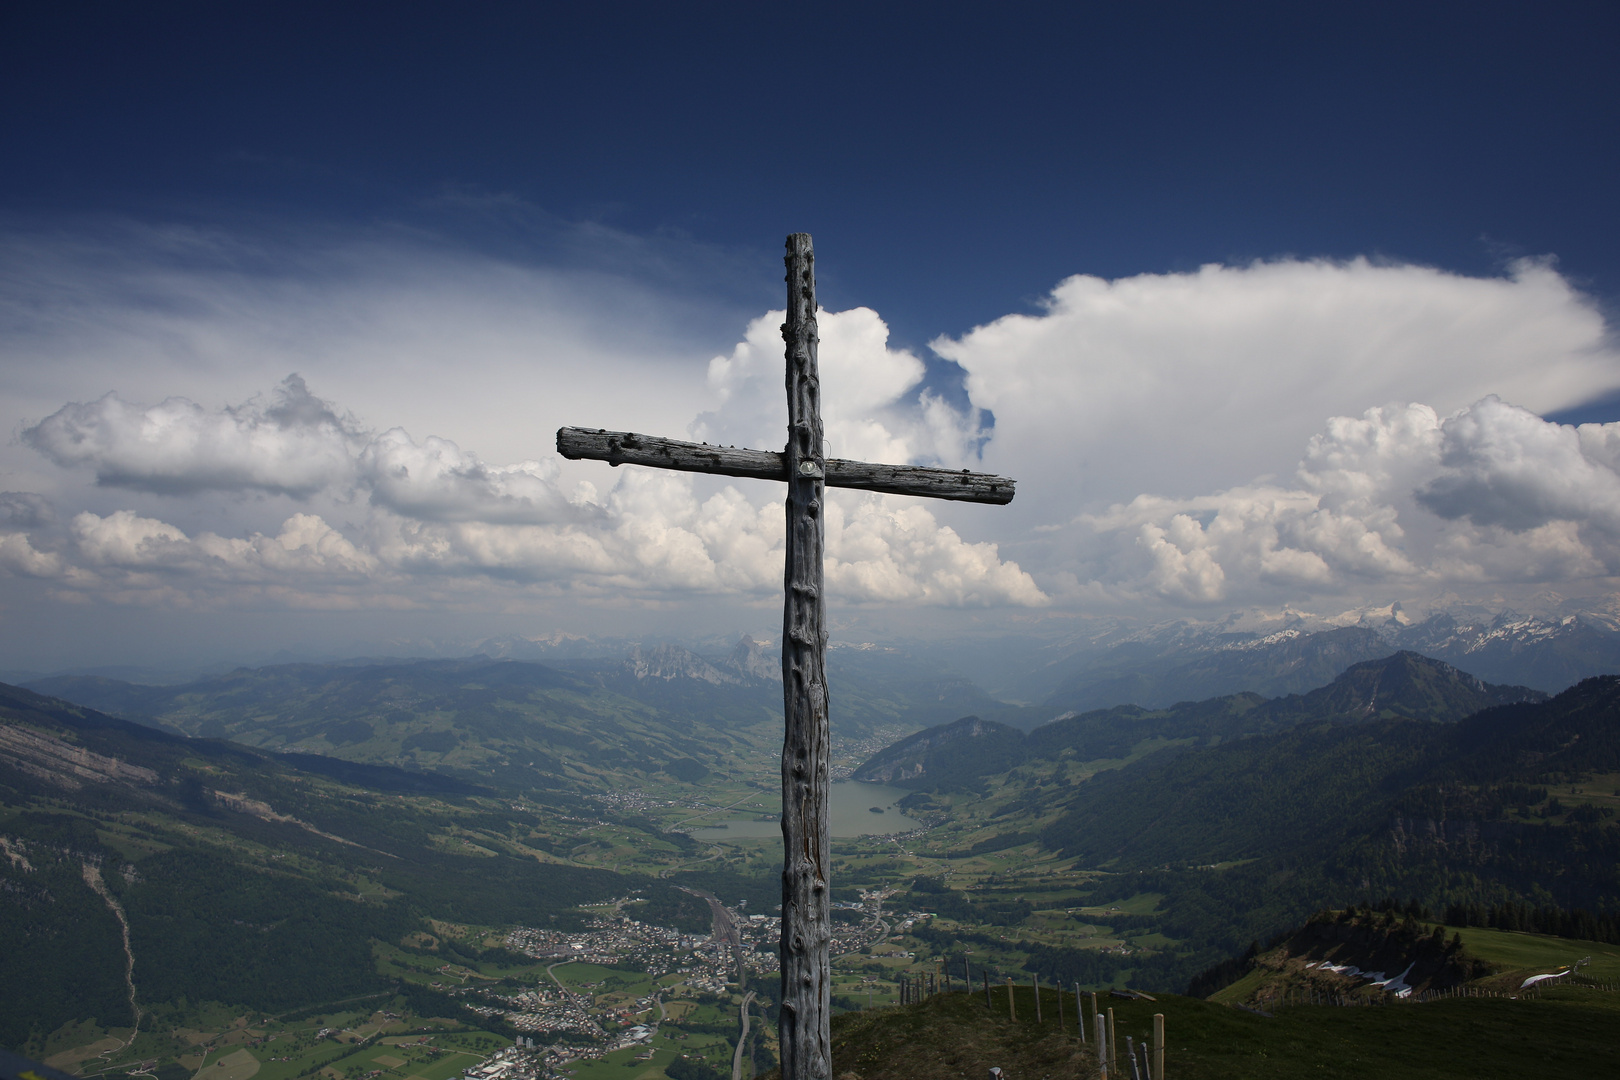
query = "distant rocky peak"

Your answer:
(623, 644), (739, 685)
(725, 634), (782, 683)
